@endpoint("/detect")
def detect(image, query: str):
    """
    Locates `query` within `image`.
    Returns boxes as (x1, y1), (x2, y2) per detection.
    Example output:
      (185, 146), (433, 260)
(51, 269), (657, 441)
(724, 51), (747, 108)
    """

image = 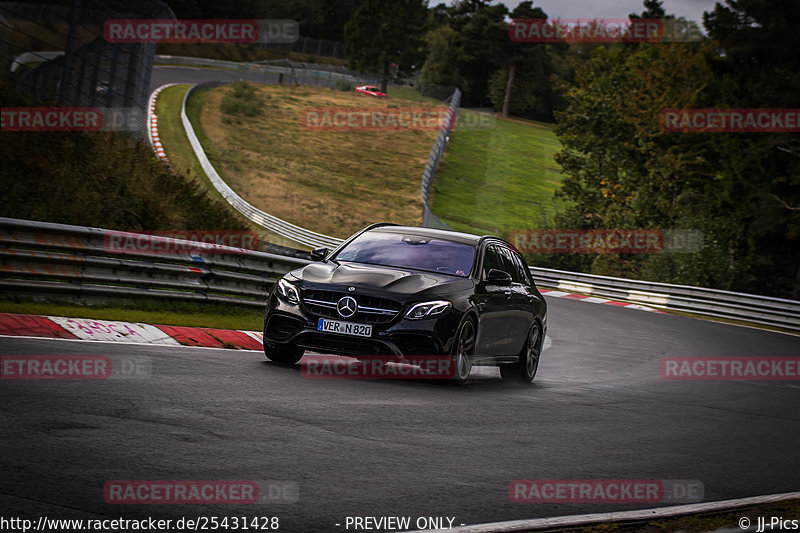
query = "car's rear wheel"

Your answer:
(500, 322), (542, 383)
(451, 317), (476, 385)
(263, 342), (304, 365)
